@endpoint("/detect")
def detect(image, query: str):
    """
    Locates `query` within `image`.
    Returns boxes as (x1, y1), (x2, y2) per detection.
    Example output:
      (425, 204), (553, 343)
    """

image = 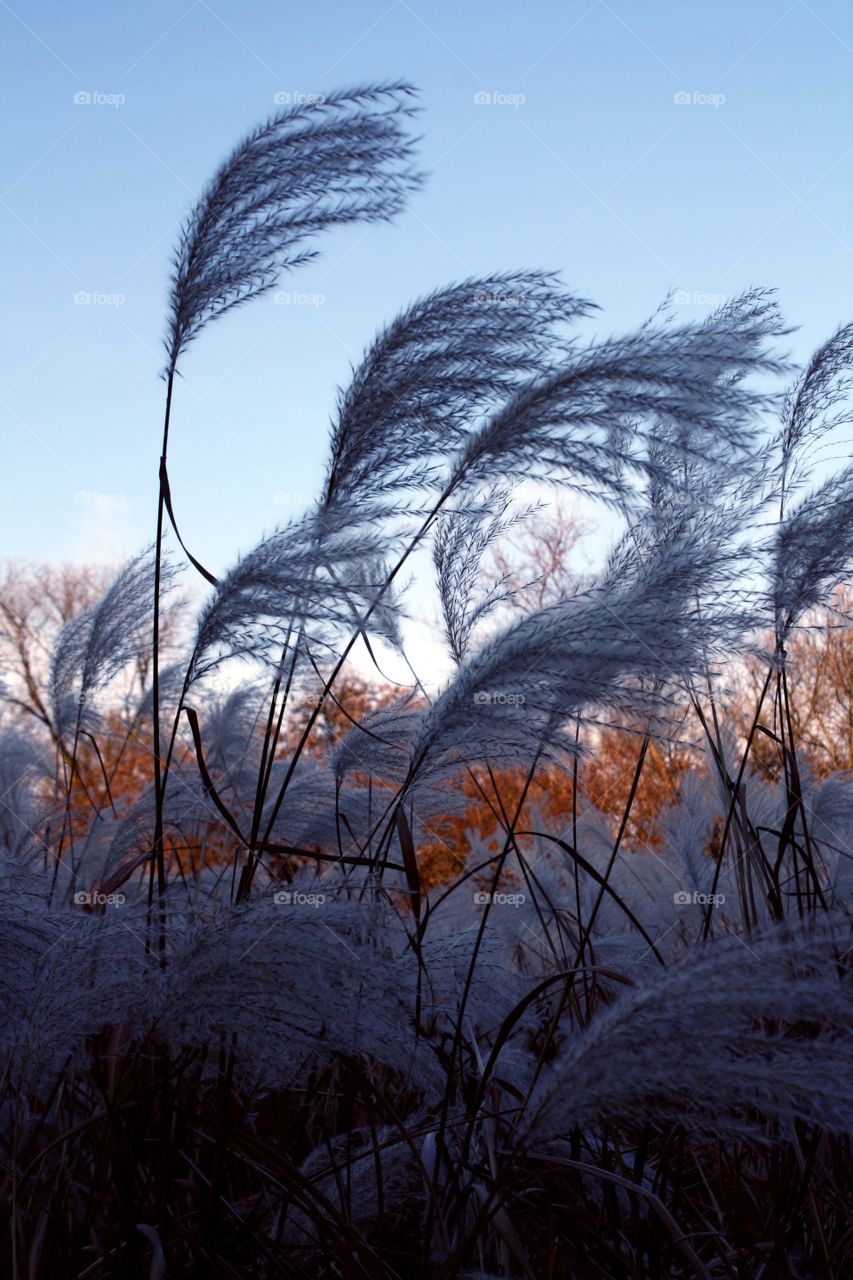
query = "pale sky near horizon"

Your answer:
(1, 0), (852, 680)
